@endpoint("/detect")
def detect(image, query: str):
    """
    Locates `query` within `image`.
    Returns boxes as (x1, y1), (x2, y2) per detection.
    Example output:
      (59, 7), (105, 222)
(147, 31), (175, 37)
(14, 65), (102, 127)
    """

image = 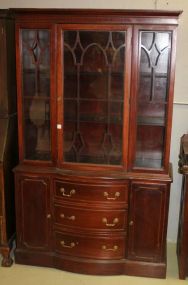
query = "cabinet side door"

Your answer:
(15, 175), (51, 251)
(127, 182), (169, 262)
